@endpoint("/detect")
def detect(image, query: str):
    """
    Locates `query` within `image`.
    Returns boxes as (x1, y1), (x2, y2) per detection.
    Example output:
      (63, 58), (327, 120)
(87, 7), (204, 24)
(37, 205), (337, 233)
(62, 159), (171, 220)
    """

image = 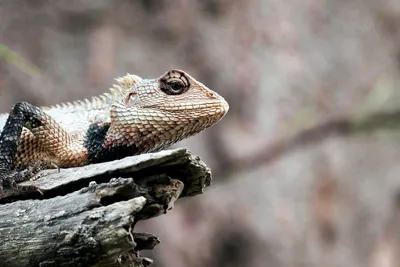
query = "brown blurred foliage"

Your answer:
(2, 0), (400, 266)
